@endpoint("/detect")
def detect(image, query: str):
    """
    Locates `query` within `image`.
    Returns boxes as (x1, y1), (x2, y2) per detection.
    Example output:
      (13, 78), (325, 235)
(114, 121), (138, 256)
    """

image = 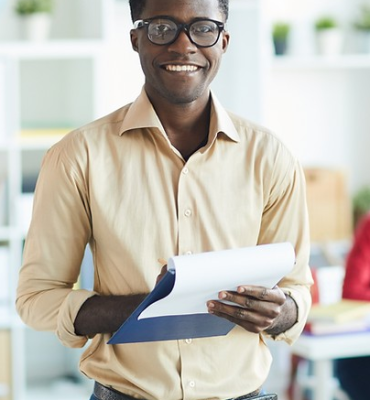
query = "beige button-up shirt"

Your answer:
(17, 89), (312, 400)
